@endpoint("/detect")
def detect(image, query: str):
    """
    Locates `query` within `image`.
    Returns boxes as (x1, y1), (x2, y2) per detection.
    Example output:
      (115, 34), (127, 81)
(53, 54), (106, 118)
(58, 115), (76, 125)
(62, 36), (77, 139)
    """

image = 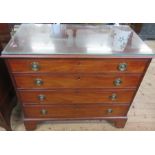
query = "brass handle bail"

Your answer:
(31, 62), (40, 71)
(118, 63), (127, 71)
(35, 79), (43, 86)
(40, 109), (48, 115)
